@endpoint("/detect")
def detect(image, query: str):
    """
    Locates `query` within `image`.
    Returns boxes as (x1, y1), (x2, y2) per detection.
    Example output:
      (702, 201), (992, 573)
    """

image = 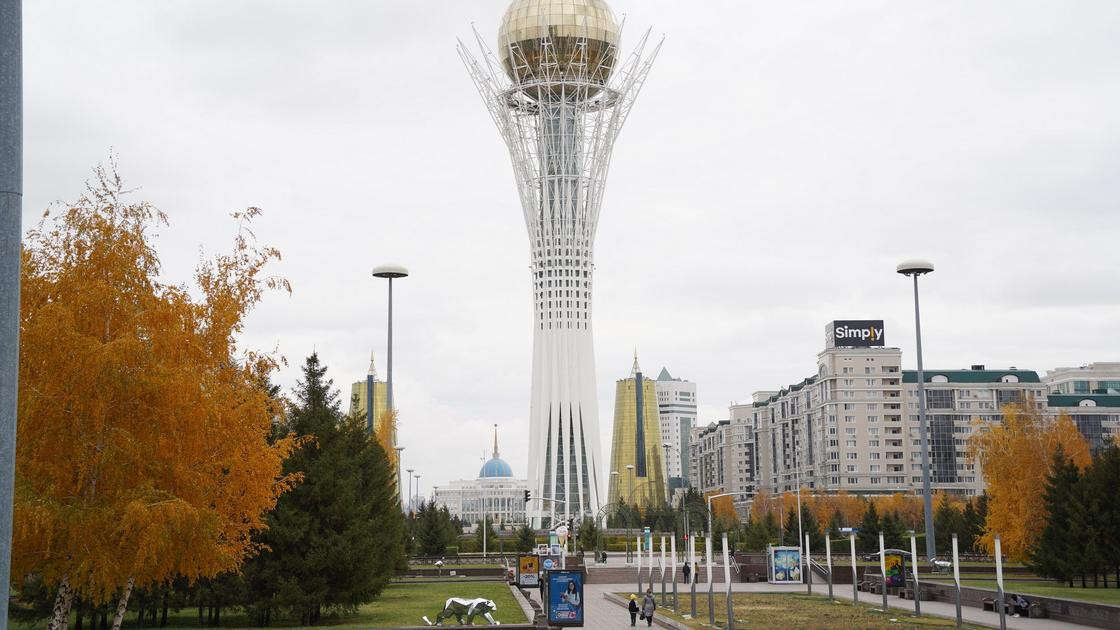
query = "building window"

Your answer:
(926, 389), (954, 409)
